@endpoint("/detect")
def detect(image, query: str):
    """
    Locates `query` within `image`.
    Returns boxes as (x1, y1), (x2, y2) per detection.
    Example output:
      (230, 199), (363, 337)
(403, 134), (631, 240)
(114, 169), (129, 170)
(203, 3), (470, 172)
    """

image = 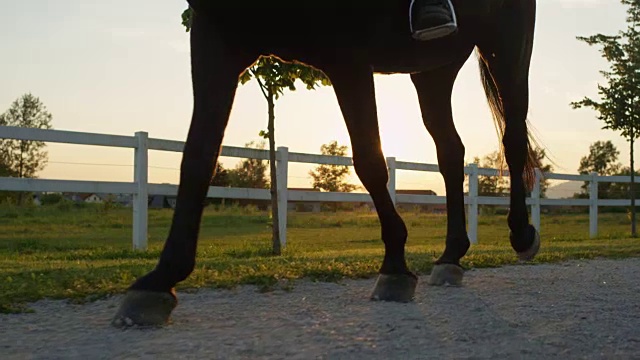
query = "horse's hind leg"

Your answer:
(112, 11), (255, 327)
(322, 61), (417, 302)
(411, 60), (469, 286)
(477, 0), (540, 261)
